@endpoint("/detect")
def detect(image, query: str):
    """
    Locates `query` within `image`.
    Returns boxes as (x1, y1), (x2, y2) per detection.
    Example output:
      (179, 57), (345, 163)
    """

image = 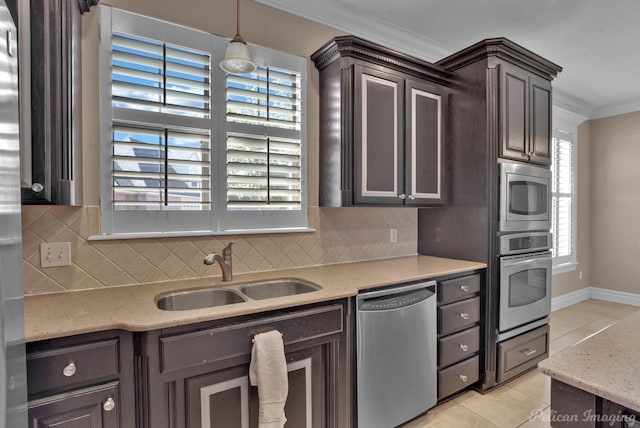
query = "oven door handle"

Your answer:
(502, 256), (551, 267)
